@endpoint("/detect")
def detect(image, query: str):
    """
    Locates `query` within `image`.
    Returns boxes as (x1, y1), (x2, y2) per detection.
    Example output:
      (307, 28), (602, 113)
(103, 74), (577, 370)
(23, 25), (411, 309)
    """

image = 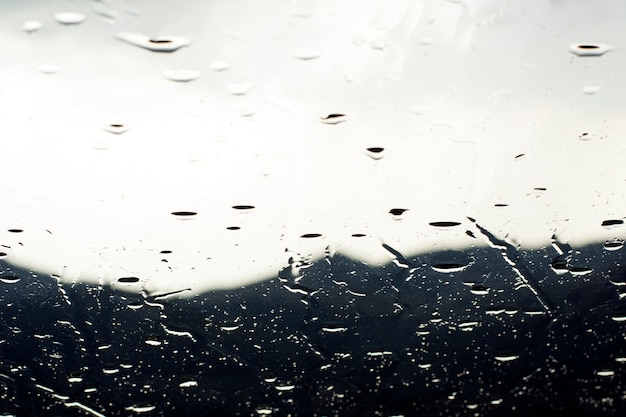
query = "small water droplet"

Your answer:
(602, 219), (624, 229)
(578, 132), (592, 141)
(21, 20), (42, 33)
(68, 371), (83, 383)
(210, 61), (230, 71)
(603, 239), (624, 251)
(162, 69), (201, 82)
(569, 266), (593, 276)
(226, 226), (241, 231)
(226, 84), (250, 95)
(300, 233), (322, 238)
(431, 252), (473, 273)
(569, 43), (610, 57)
(494, 354), (520, 362)
(351, 233), (366, 237)
(179, 379), (198, 388)
(365, 147), (385, 160)
(232, 205), (255, 210)
(596, 370), (615, 377)
(145, 335), (162, 346)
(291, 48), (321, 60)
(238, 106), (256, 117)
(102, 124), (129, 134)
(582, 85), (601, 95)
(54, 12), (86, 25)
(171, 211), (197, 218)
(320, 113), (347, 124)
(0, 276), (21, 284)
(118, 277), (140, 284)
(470, 285), (490, 295)
(389, 208), (408, 220)
(116, 32), (191, 52)
(429, 221), (461, 228)
(37, 64), (60, 74)
(0, 252), (7, 259)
